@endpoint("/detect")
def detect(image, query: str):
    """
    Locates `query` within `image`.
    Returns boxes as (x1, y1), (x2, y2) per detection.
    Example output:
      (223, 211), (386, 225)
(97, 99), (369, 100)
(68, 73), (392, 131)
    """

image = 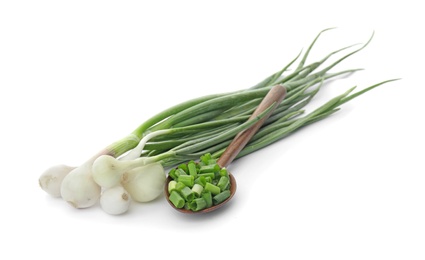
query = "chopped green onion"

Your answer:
(168, 168), (178, 180)
(217, 176), (229, 191)
(194, 176), (207, 187)
(168, 180), (177, 193)
(167, 153), (234, 211)
(202, 192), (213, 208)
(169, 191), (185, 208)
(208, 159), (217, 165)
(178, 175), (194, 187)
(213, 190), (231, 205)
(205, 182), (221, 195)
(189, 198), (207, 211)
(199, 164), (220, 174)
(192, 184), (203, 196)
(188, 162), (197, 178)
(197, 172), (215, 179)
(176, 168), (187, 176)
(180, 186), (195, 202)
(178, 163), (188, 173)
(200, 153), (212, 165)
(219, 168), (228, 177)
(184, 202), (190, 210)
(175, 181), (186, 192)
